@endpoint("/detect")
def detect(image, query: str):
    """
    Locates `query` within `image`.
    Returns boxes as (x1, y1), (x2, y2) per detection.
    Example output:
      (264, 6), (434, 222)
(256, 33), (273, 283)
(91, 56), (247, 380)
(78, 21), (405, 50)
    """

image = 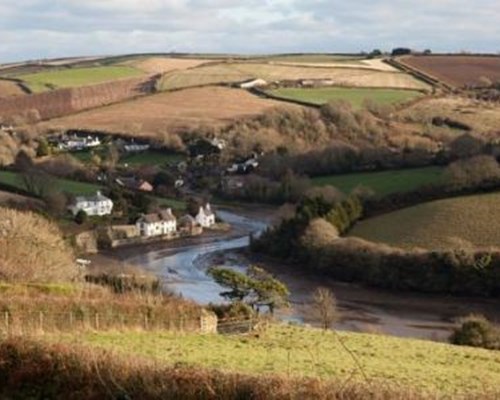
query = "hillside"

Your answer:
(42, 86), (294, 137)
(11, 324), (497, 398)
(350, 192), (500, 250)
